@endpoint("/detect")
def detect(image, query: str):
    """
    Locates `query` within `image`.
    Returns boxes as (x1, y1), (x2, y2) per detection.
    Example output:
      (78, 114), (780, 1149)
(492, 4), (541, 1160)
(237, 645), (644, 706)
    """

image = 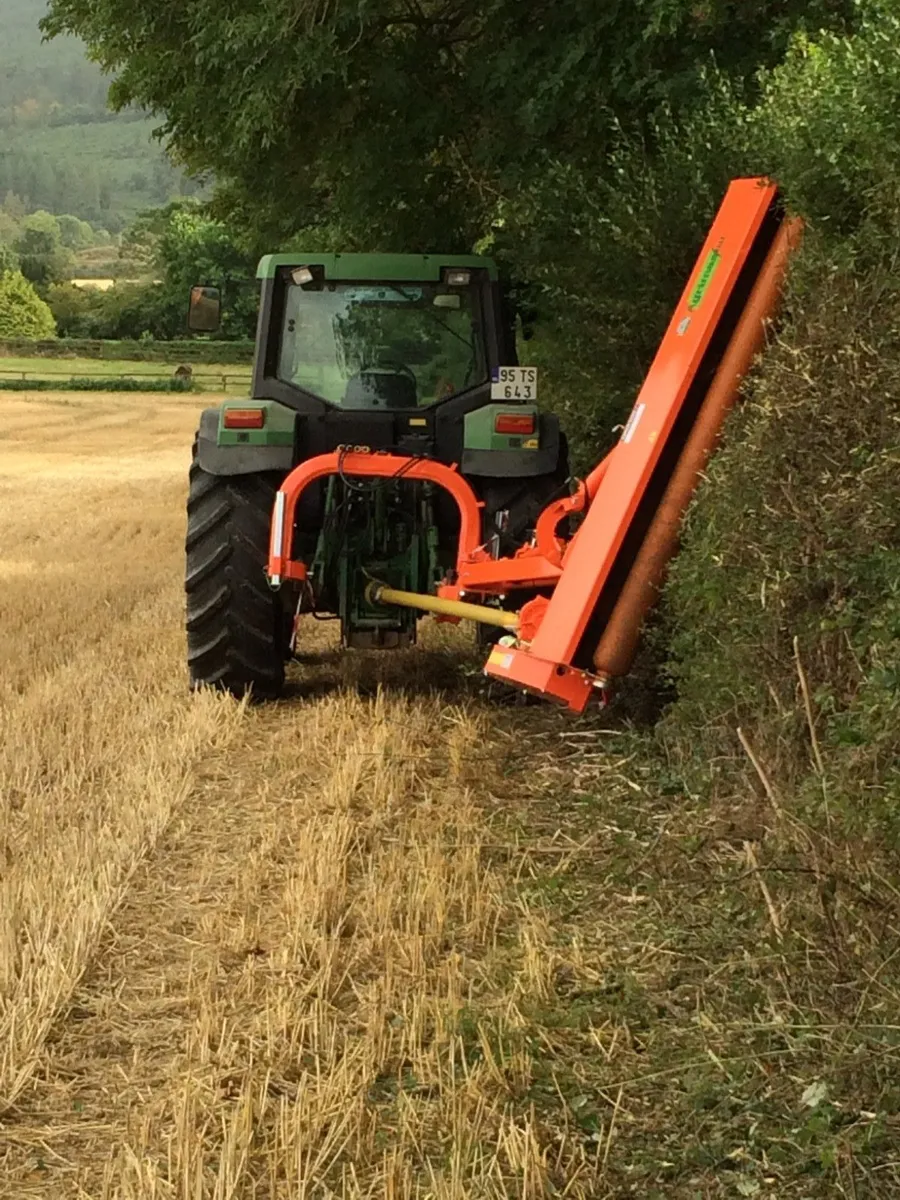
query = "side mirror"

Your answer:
(188, 285), (221, 333)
